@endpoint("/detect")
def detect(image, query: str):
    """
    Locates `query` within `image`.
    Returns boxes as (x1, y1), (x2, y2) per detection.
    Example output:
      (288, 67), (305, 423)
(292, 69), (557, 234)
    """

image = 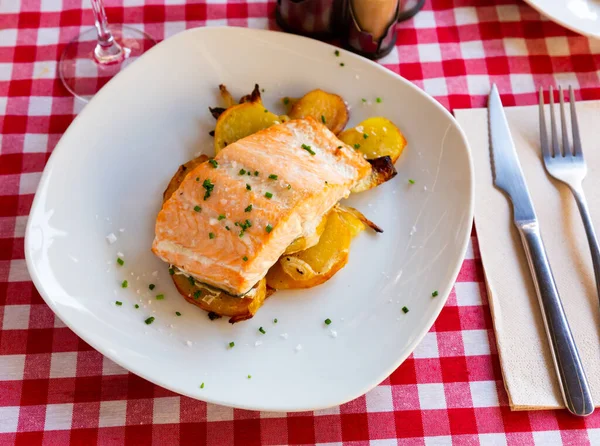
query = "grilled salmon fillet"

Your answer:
(152, 117), (371, 296)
